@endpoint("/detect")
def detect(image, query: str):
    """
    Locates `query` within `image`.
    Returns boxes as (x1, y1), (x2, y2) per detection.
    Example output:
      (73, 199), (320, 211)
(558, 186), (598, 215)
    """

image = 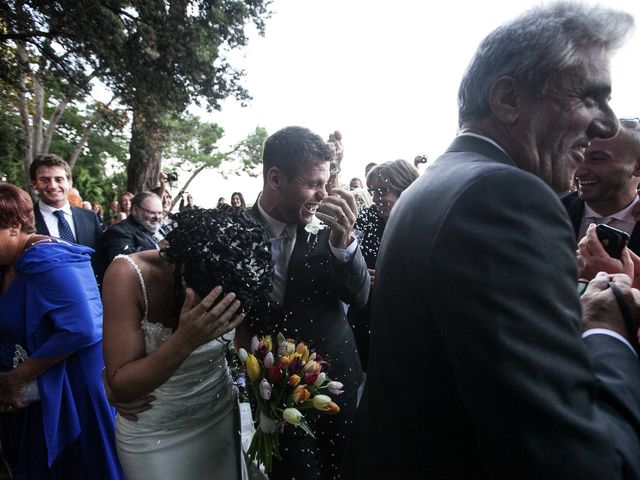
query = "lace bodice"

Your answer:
(114, 255), (236, 430)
